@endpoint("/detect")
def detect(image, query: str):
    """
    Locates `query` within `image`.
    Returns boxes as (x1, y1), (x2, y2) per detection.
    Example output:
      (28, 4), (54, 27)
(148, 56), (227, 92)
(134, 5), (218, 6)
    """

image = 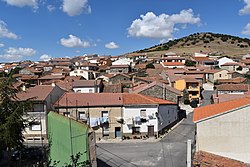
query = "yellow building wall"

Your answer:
(174, 79), (186, 91)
